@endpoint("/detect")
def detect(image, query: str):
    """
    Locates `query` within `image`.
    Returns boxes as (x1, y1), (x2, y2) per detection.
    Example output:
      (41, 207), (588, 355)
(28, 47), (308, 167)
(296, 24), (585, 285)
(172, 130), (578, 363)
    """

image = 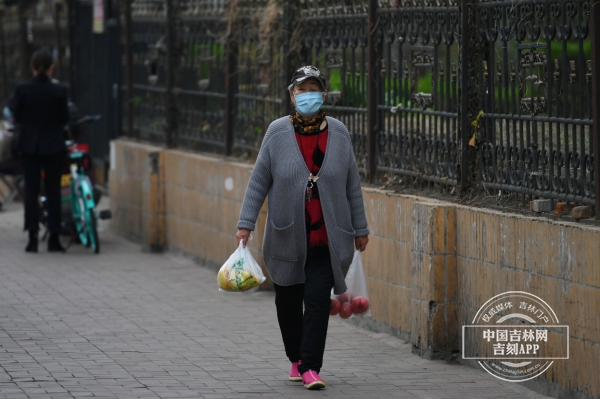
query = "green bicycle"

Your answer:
(40, 114), (111, 253)
(68, 145), (100, 253)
